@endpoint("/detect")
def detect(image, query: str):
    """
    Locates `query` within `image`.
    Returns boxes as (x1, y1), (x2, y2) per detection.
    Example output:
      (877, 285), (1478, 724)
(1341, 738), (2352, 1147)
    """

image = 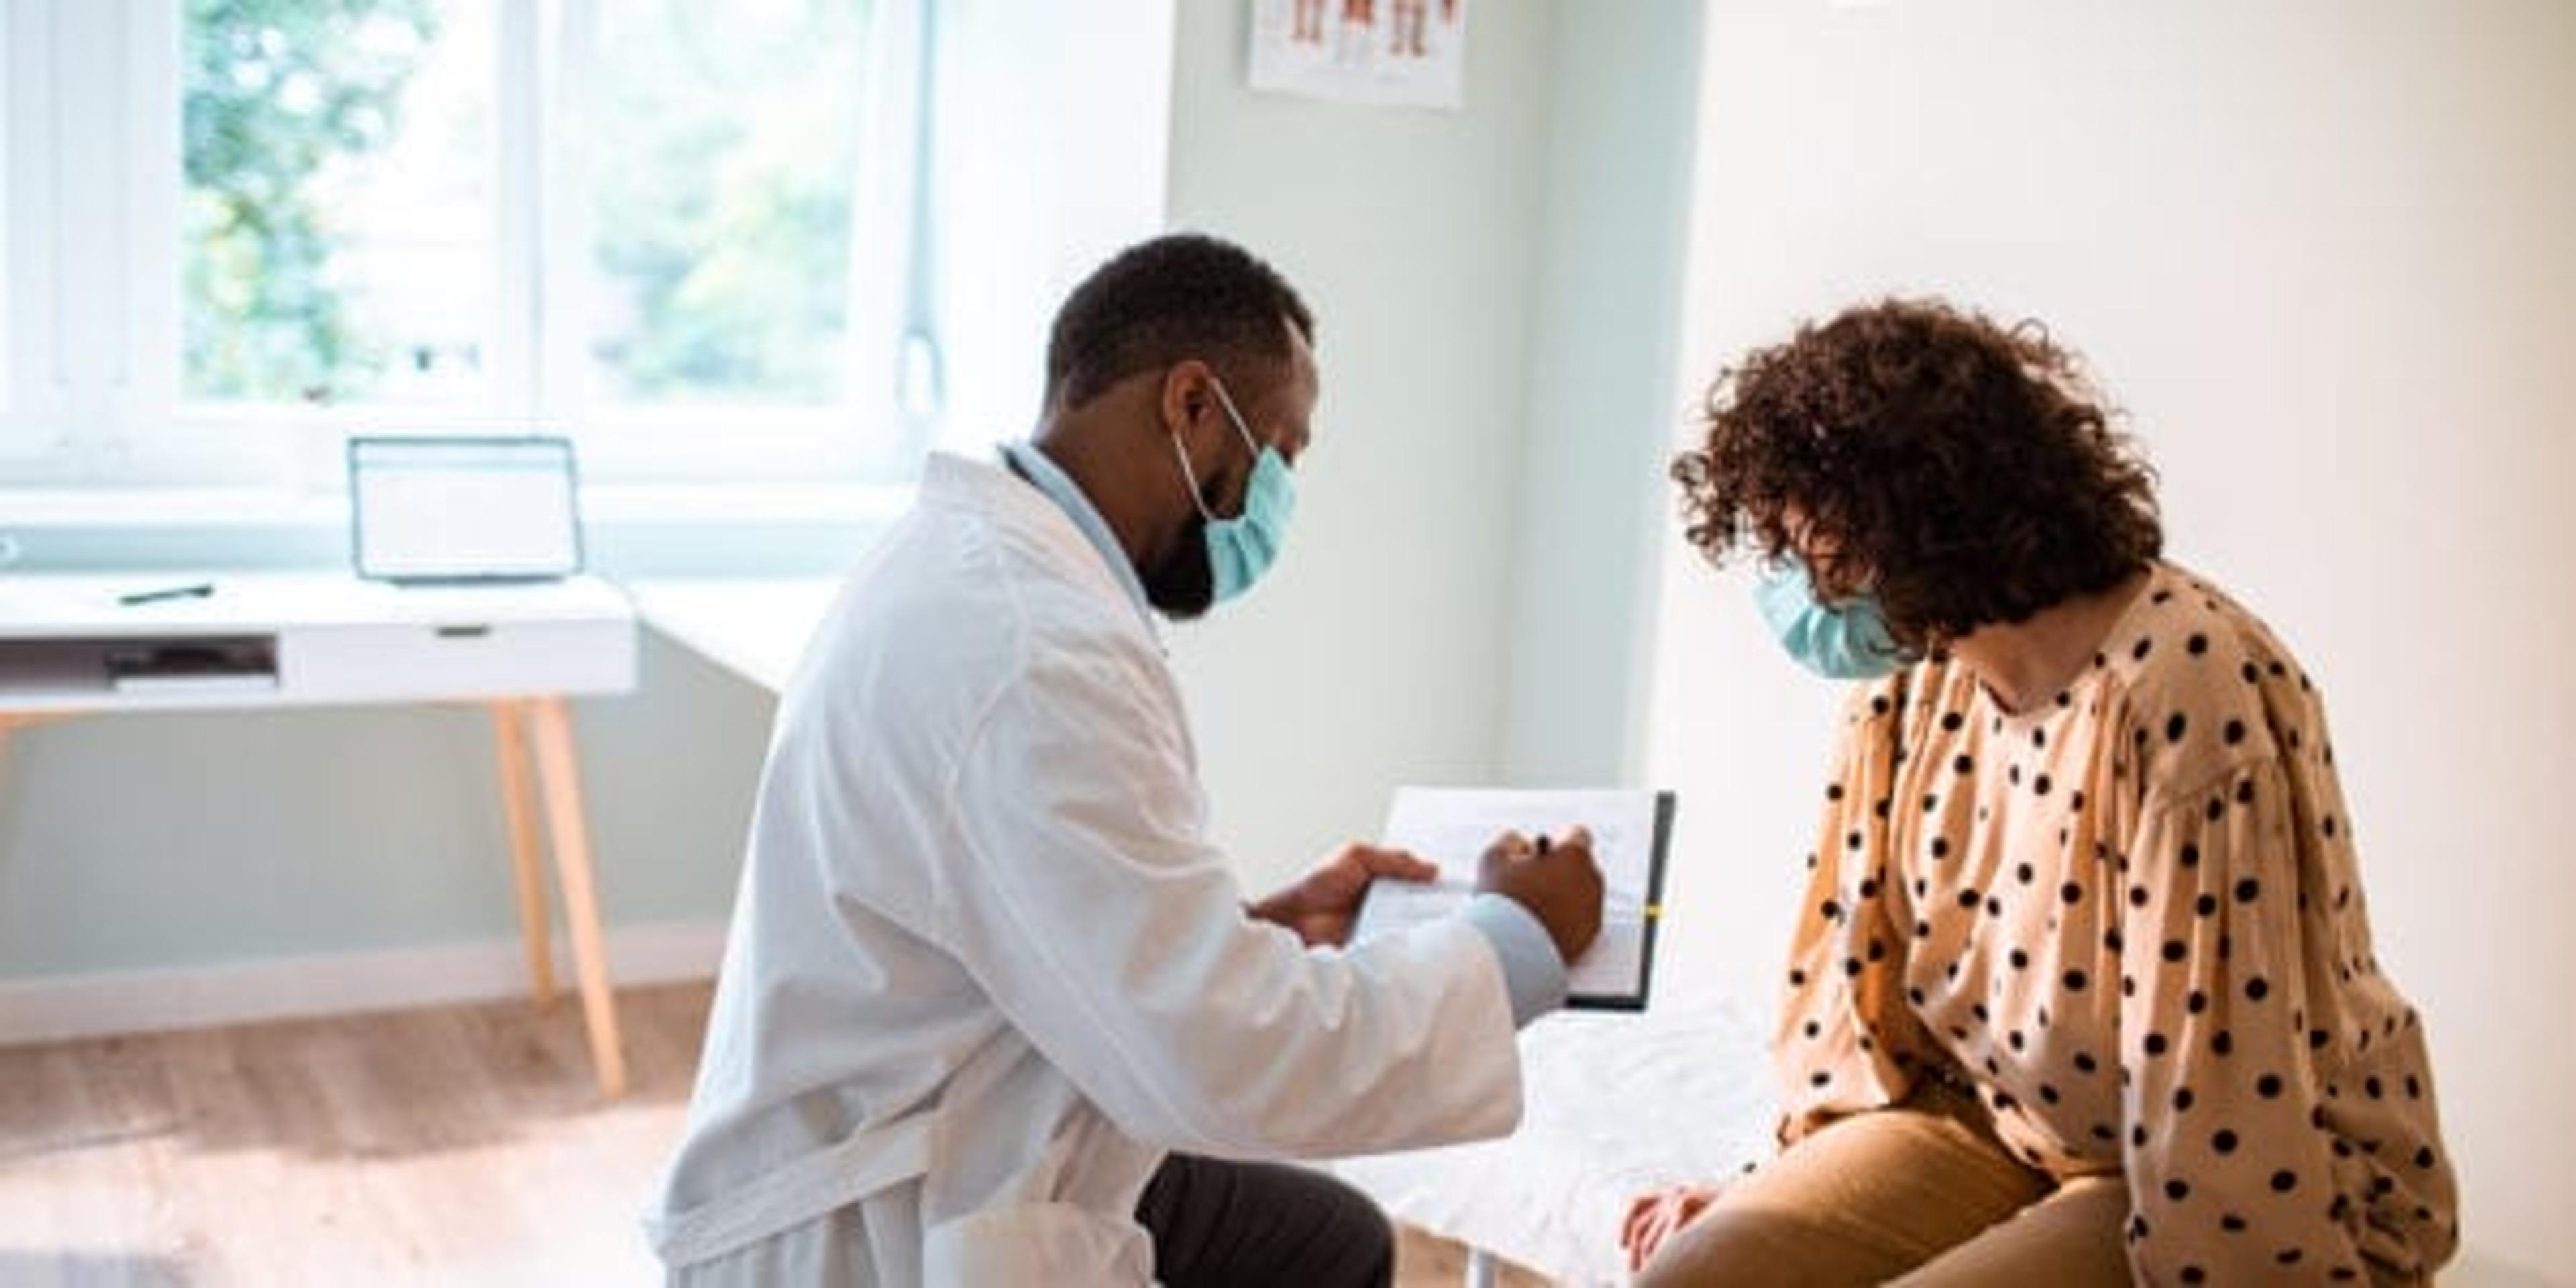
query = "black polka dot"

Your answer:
(1941, 711), (1964, 732)
(2162, 940), (2188, 963)
(2257, 1073), (2284, 1098)
(2235, 877), (2261, 903)
(2271, 1170), (2298, 1193)
(2062, 881), (2084, 905)
(2034, 774), (2052, 796)
(2134, 637), (2154, 661)
(2145, 1032), (2169, 1057)
(2166, 1178), (2190, 1201)
(2212, 1129), (2239, 1154)
(2064, 969), (2089, 991)
(2174, 1087), (2195, 1112)
(2195, 892), (2218, 917)
(2166, 714), (2189, 743)
(2224, 719), (2247, 745)
(1953, 753), (1974, 775)
(2188, 633), (2209, 655)
(2245, 977), (2271, 1002)
(2222, 1214), (2248, 1233)
(2074, 1052), (2099, 1073)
